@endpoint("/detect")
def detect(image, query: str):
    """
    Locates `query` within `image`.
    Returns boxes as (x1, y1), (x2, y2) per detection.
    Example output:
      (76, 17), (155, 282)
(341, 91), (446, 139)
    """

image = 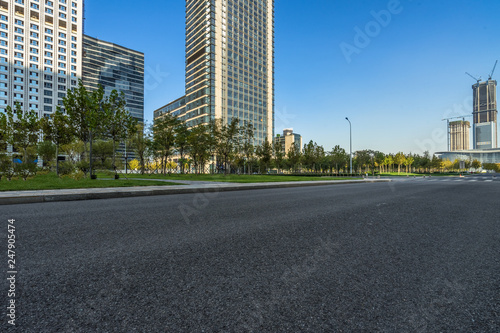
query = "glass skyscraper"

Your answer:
(154, 0), (275, 145)
(82, 35), (144, 122)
